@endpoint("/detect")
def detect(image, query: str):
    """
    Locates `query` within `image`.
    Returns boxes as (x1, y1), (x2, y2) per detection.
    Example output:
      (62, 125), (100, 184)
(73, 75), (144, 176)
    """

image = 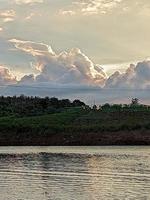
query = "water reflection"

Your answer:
(0, 147), (150, 200)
